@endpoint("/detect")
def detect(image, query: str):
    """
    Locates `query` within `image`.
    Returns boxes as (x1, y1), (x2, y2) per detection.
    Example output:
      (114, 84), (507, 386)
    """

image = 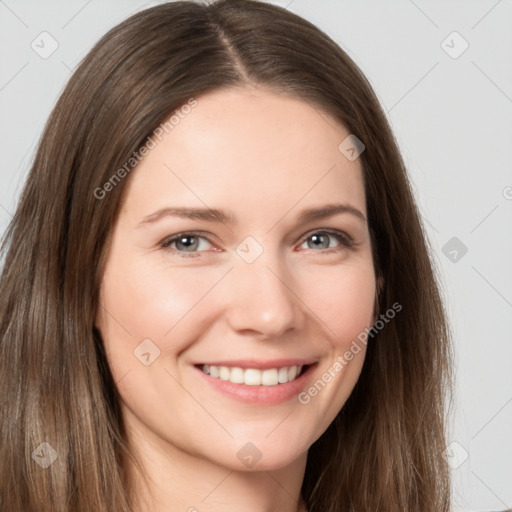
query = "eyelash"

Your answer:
(159, 229), (354, 258)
